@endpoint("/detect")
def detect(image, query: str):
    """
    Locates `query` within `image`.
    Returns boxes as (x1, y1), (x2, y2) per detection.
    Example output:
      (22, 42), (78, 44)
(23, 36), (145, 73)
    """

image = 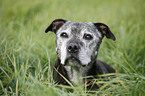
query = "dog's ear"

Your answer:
(94, 23), (116, 41)
(45, 19), (67, 33)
